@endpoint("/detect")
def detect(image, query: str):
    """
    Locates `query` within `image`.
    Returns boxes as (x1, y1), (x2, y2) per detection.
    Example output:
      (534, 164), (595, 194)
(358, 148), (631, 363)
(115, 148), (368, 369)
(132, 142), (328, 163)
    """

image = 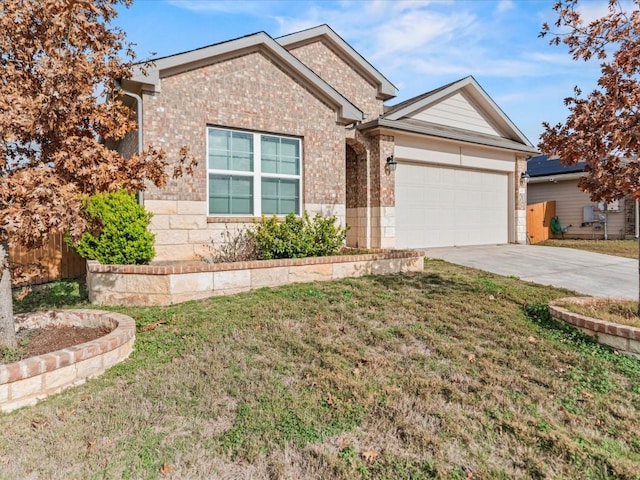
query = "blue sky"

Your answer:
(113, 0), (613, 146)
